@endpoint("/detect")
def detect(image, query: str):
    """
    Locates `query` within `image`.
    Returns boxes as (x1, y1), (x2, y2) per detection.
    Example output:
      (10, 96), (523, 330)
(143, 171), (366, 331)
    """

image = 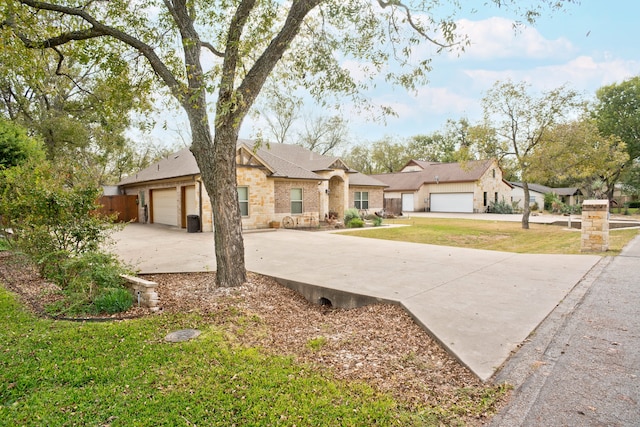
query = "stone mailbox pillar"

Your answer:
(581, 200), (609, 252)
